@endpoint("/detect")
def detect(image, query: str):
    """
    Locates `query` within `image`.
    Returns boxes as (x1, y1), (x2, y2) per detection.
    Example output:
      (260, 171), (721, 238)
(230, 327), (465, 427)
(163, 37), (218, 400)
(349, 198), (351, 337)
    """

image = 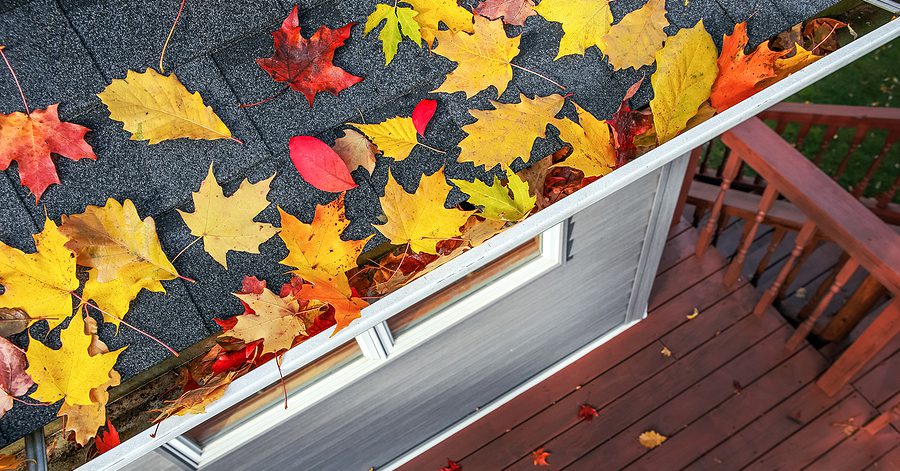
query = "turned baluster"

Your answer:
(786, 258), (860, 351)
(814, 125), (839, 165)
(795, 122), (813, 149)
(819, 274), (888, 342)
(724, 185), (779, 287)
(751, 227), (787, 286)
(852, 135), (895, 199)
(833, 126), (869, 182)
(876, 173), (900, 210)
(696, 154), (742, 257)
(753, 221), (817, 317)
